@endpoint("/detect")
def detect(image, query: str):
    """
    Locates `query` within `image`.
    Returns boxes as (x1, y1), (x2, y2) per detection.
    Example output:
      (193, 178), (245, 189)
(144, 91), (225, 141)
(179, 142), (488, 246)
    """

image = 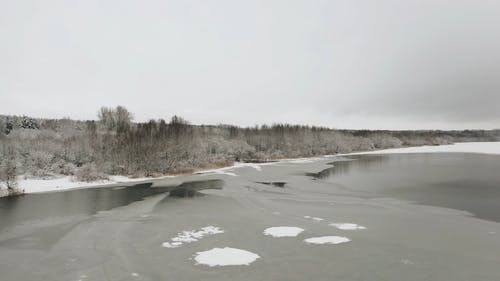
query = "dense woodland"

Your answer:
(1, 106), (499, 193)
